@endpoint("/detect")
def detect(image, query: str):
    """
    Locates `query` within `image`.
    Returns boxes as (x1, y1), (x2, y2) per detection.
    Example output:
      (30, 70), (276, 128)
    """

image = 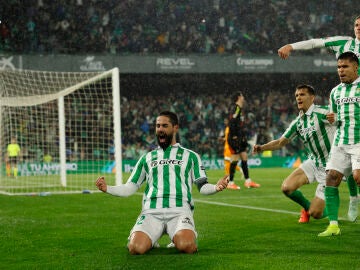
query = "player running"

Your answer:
(253, 84), (335, 223)
(319, 52), (360, 236)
